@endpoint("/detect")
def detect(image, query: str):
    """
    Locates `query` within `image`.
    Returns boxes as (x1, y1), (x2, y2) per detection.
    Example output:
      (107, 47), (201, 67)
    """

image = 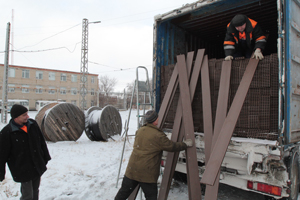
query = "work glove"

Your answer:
(224, 56), (233, 61)
(252, 48), (264, 60)
(183, 139), (193, 147)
